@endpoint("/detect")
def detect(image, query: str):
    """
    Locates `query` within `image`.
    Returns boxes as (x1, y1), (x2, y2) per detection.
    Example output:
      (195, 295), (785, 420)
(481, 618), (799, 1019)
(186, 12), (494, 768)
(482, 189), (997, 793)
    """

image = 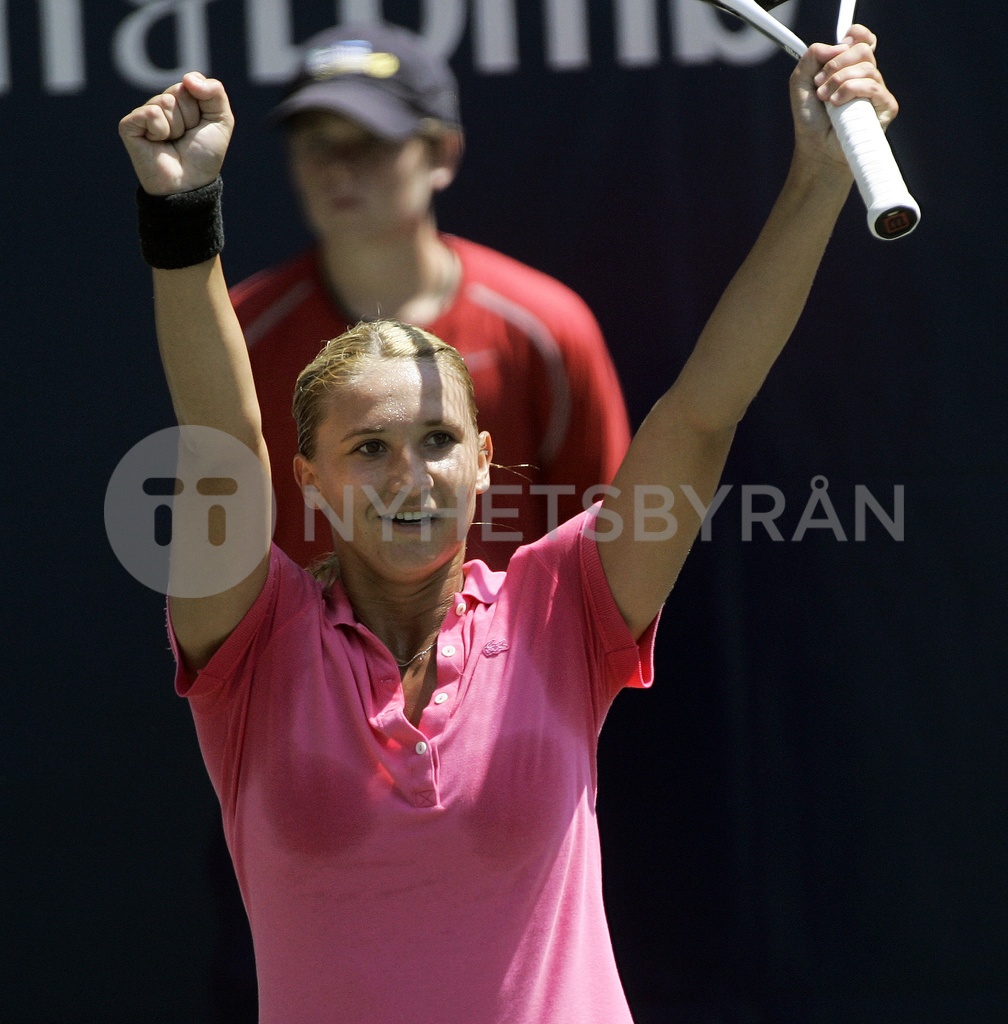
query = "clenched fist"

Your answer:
(119, 71), (234, 196)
